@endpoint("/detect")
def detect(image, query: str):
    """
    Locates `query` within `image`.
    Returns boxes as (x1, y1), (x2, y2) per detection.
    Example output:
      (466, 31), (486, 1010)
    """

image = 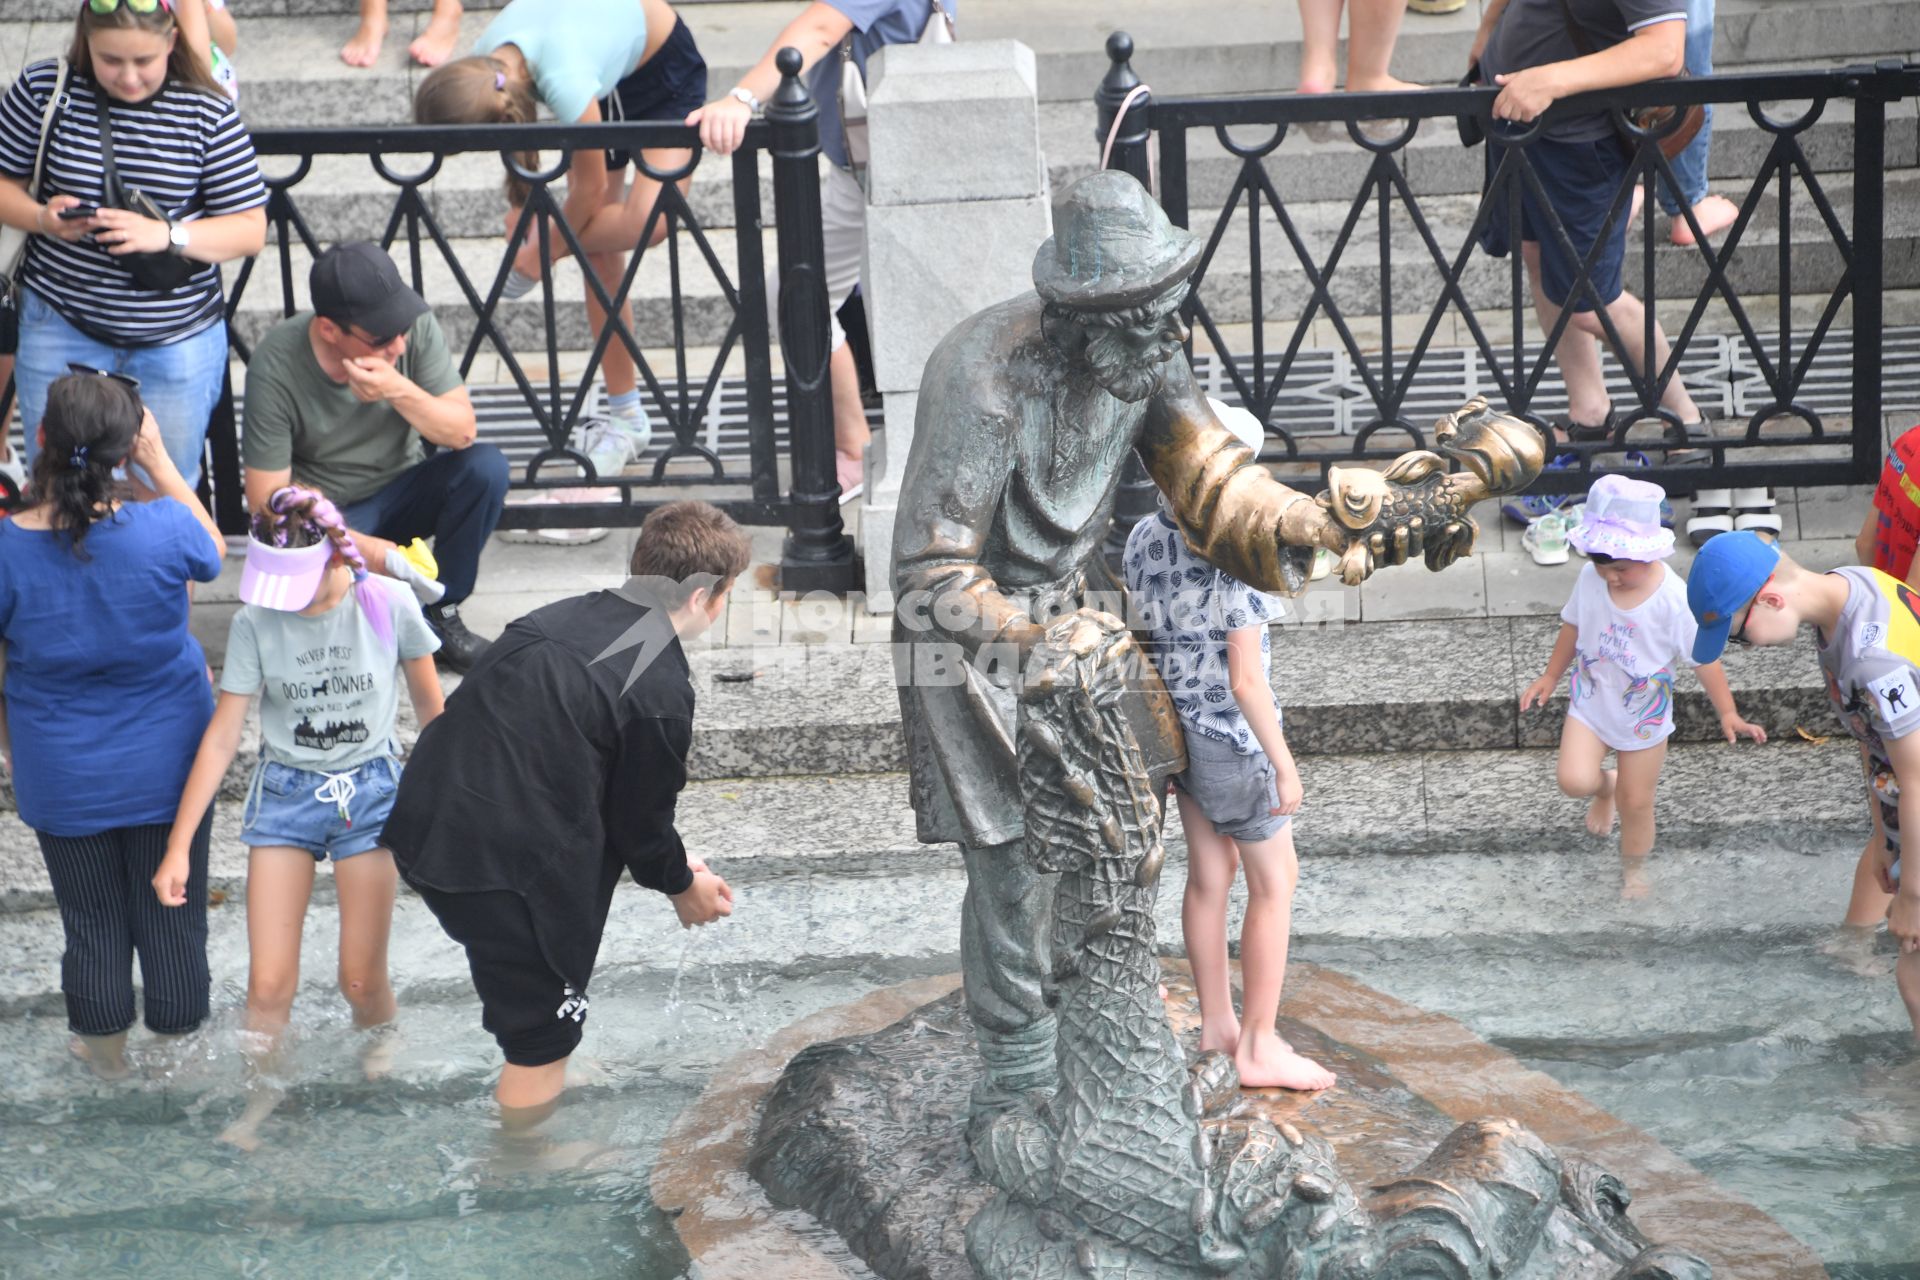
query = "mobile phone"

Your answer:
(56, 204), (97, 220)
